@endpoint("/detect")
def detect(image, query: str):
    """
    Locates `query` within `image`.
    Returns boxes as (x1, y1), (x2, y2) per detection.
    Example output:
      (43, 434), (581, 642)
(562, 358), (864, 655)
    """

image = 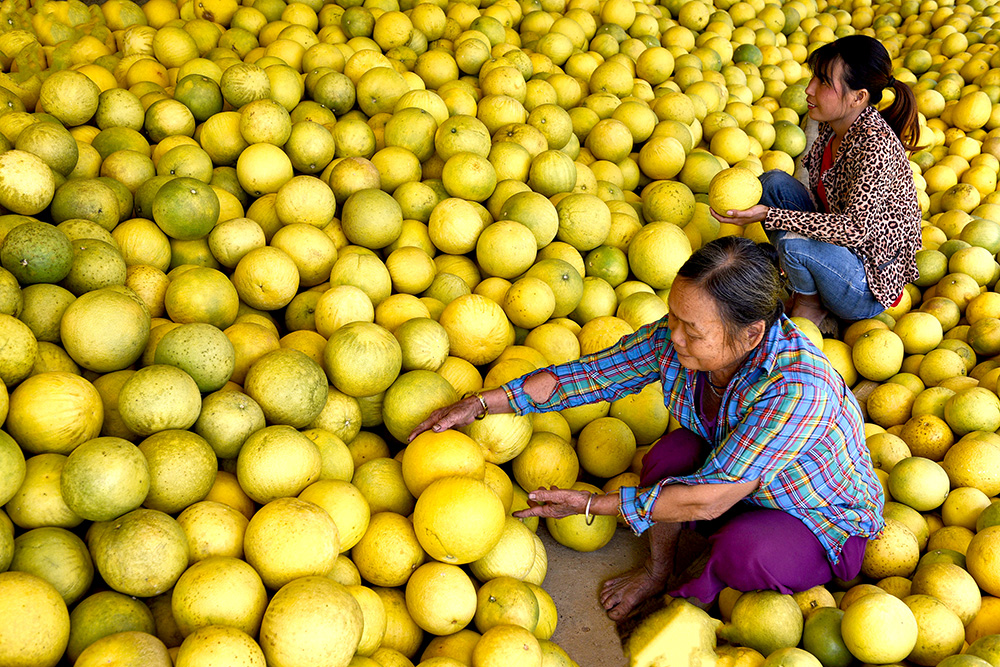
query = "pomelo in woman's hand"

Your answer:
(709, 167), (763, 216)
